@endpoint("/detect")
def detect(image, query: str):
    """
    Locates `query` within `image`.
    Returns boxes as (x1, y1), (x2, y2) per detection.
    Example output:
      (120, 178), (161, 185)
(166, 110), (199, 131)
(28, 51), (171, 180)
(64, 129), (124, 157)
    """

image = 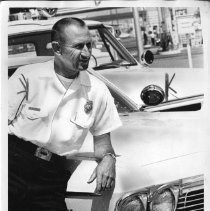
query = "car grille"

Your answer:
(176, 188), (204, 211)
(115, 175), (204, 211)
